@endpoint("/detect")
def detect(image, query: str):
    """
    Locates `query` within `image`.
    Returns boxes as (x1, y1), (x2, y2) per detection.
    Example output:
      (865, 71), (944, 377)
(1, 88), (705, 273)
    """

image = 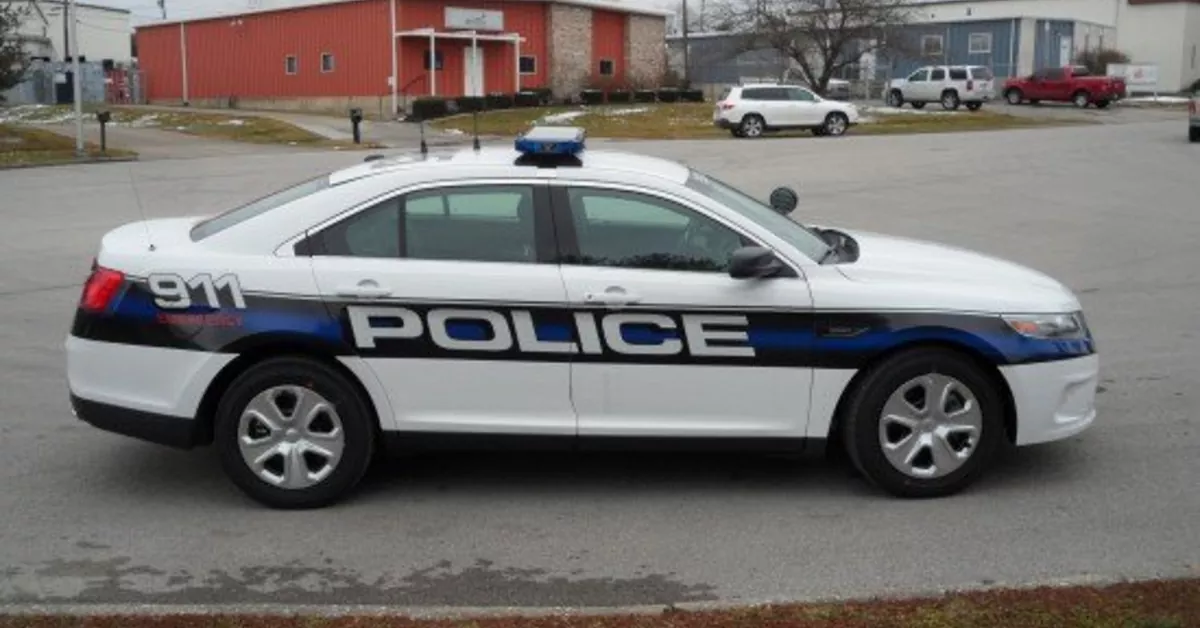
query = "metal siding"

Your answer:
(399, 0), (548, 97)
(1033, 20), (1075, 70)
(136, 26), (181, 100)
(592, 10), (626, 84)
(873, 19), (1019, 79)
